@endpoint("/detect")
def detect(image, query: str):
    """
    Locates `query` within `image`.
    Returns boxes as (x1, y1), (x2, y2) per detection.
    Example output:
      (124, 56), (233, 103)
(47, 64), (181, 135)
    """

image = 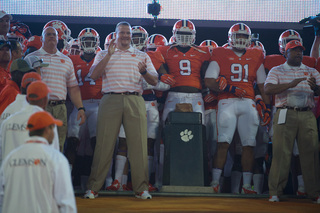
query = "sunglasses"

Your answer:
(32, 59), (43, 67)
